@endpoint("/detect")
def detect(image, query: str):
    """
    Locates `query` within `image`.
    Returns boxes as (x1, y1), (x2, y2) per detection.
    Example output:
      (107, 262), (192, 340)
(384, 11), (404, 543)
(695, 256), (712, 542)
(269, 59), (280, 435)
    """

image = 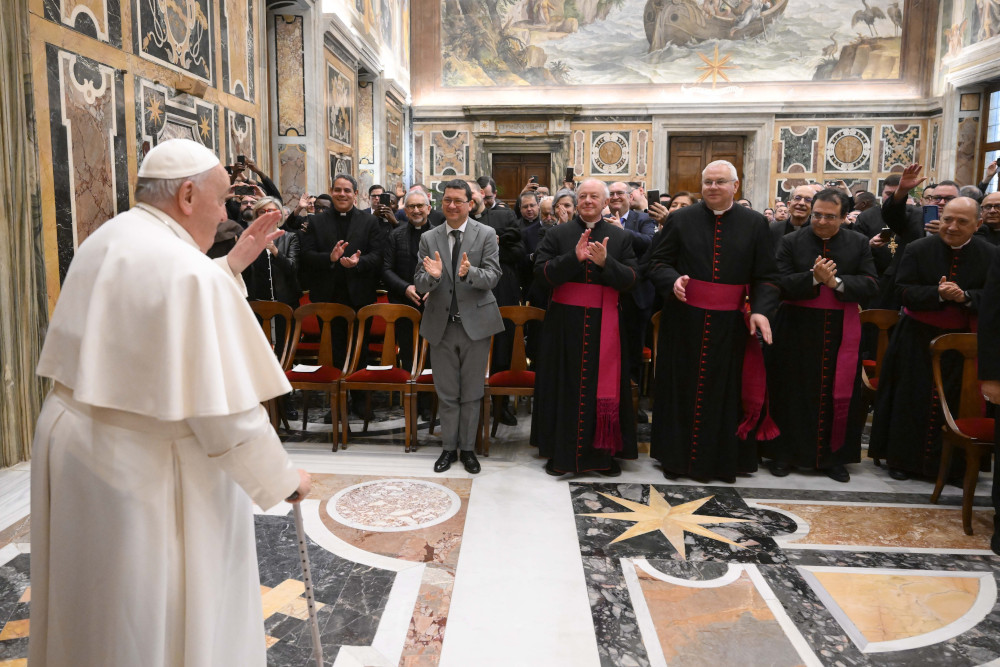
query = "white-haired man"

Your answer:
(647, 160), (781, 483)
(30, 138), (310, 666)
